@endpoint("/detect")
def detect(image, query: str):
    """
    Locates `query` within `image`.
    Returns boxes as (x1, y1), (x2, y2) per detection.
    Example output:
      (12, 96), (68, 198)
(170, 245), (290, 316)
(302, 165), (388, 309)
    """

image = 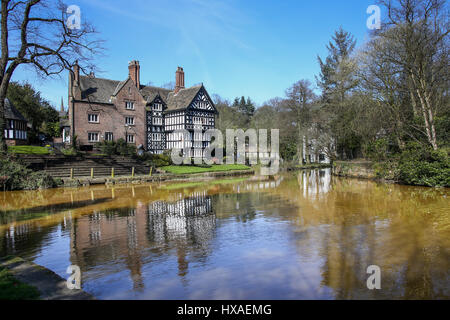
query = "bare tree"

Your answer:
(161, 81), (175, 90)
(359, 35), (412, 149)
(0, 0), (103, 152)
(376, 0), (449, 150)
(285, 79), (316, 164)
